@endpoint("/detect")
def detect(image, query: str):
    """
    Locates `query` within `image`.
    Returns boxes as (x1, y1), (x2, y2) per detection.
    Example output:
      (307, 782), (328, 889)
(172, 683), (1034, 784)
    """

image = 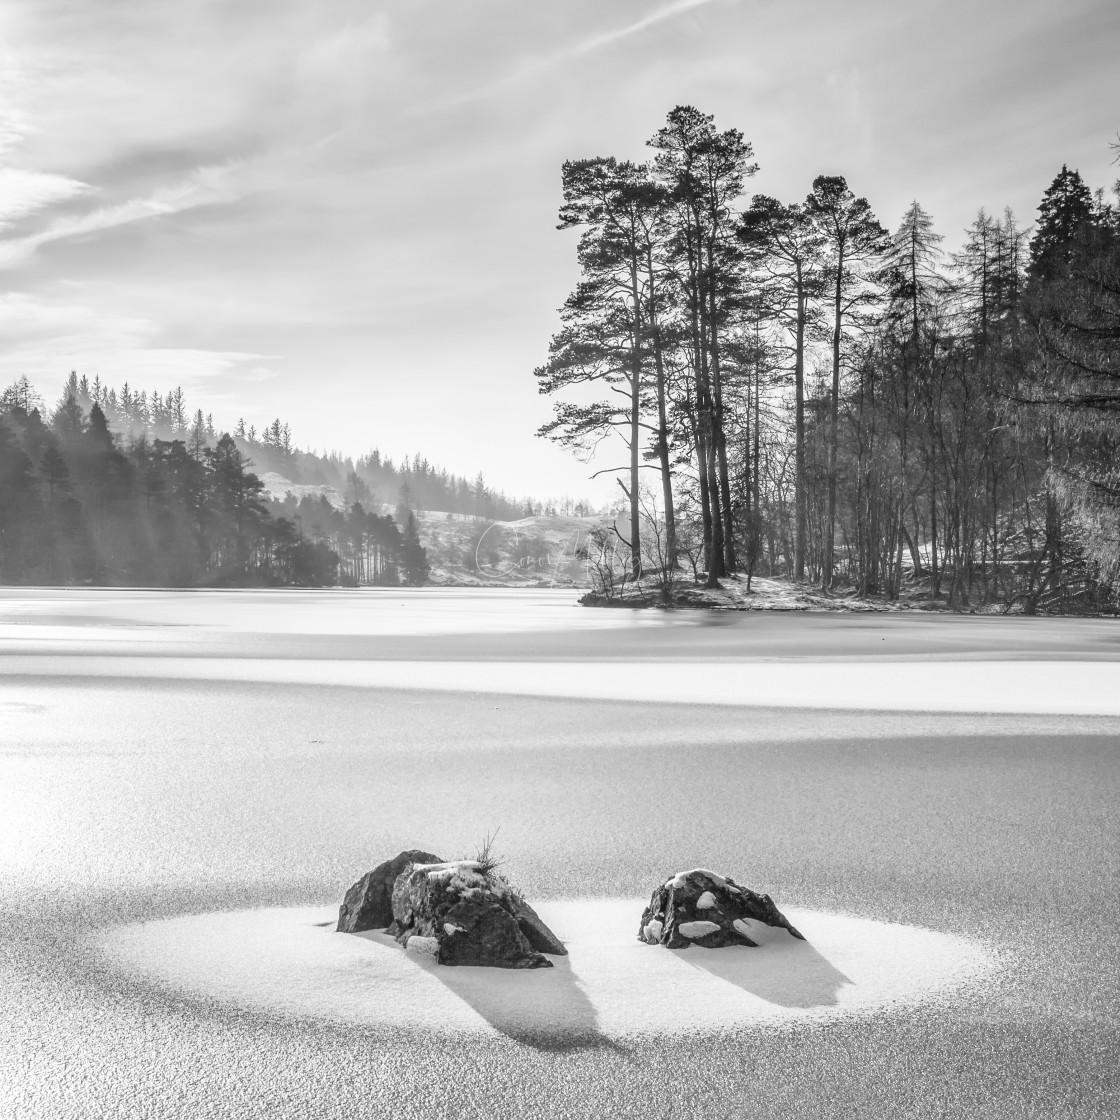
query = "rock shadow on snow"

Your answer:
(340, 851), (607, 1050)
(350, 927), (610, 1051)
(672, 922), (852, 1010)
